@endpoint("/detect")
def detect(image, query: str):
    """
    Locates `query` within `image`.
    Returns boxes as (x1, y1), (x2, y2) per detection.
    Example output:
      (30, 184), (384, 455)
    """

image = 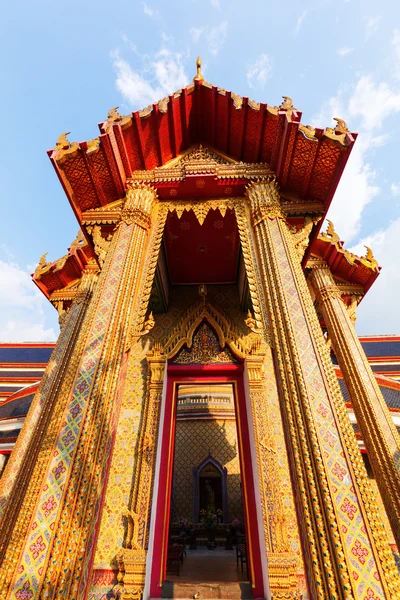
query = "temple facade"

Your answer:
(0, 60), (400, 600)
